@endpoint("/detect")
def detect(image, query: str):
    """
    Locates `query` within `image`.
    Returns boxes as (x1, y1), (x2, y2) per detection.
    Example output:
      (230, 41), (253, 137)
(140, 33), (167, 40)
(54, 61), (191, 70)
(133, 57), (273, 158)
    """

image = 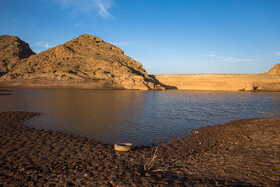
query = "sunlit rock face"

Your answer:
(0, 35), (35, 76)
(265, 63), (280, 75)
(0, 34), (165, 90)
